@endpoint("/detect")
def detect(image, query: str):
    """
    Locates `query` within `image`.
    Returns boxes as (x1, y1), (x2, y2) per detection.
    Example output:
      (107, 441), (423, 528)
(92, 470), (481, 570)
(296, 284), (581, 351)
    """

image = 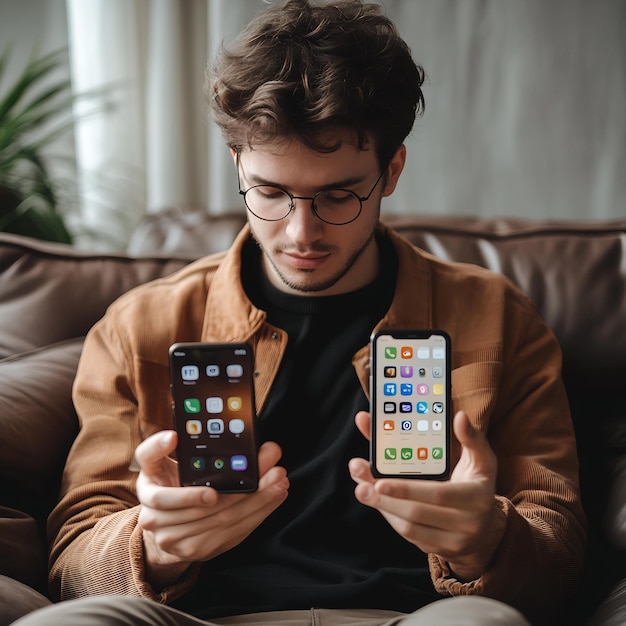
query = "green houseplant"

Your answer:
(0, 47), (75, 244)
